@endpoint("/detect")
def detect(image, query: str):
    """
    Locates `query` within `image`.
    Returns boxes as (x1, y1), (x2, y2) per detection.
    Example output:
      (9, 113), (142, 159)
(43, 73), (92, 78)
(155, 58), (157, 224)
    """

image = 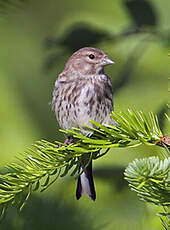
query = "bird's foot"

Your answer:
(64, 138), (72, 145)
